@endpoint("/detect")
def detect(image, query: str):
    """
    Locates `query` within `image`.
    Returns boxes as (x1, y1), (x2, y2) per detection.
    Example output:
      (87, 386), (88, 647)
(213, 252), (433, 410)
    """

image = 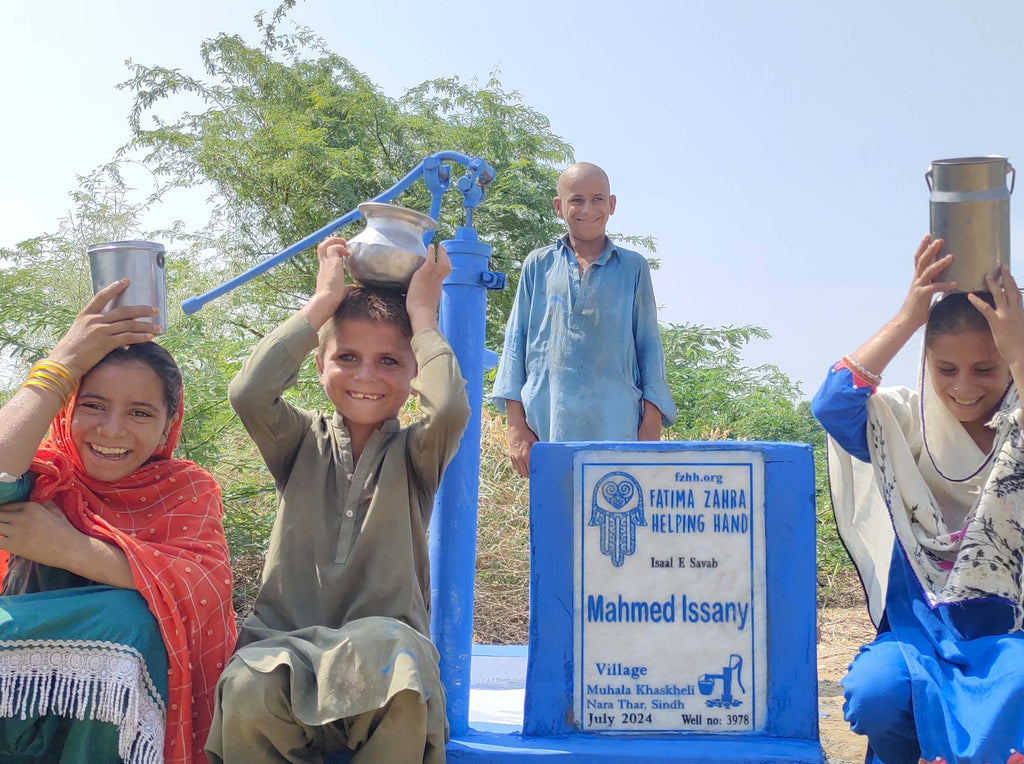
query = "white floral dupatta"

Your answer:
(827, 367), (1024, 628)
